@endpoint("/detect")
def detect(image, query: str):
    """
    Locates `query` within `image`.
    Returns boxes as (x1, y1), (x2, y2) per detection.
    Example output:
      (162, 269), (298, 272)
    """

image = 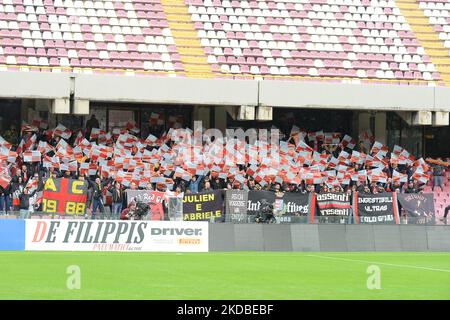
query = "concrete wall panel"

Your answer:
(345, 225), (375, 251)
(399, 225), (429, 251)
(262, 224), (292, 251)
(290, 224), (321, 251)
(209, 223), (236, 251)
(318, 225), (348, 251)
(373, 225), (402, 251)
(234, 224), (264, 251)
